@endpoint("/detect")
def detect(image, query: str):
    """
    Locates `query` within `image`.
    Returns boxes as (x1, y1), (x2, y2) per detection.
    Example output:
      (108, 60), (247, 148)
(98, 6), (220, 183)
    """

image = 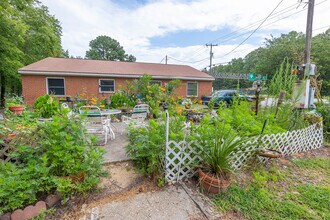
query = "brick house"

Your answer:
(19, 57), (214, 105)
